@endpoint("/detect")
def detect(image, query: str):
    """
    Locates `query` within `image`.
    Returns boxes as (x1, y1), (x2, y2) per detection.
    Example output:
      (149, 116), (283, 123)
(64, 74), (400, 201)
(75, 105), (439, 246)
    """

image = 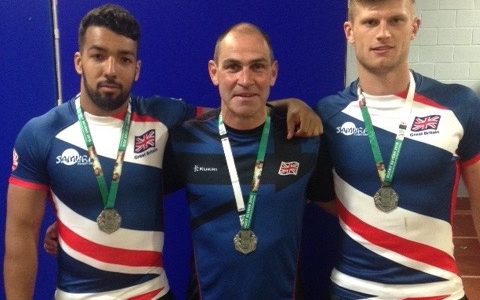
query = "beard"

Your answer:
(83, 76), (130, 112)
